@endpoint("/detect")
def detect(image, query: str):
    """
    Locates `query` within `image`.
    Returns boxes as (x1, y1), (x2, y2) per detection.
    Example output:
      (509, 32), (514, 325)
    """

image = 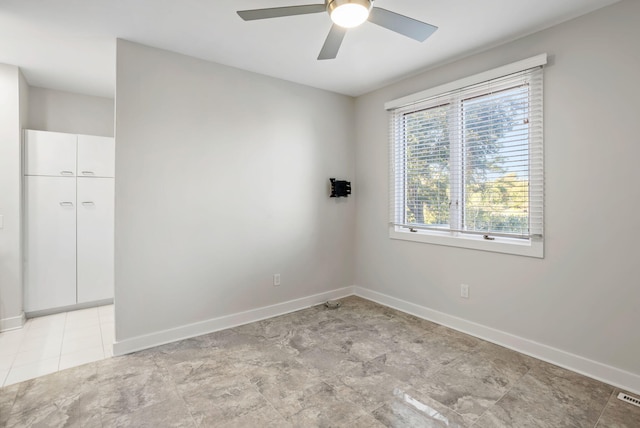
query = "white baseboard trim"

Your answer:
(0, 312), (26, 332)
(112, 284), (639, 395)
(353, 286), (640, 395)
(113, 286), (355, 357)
(26, 298), (114, 319)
